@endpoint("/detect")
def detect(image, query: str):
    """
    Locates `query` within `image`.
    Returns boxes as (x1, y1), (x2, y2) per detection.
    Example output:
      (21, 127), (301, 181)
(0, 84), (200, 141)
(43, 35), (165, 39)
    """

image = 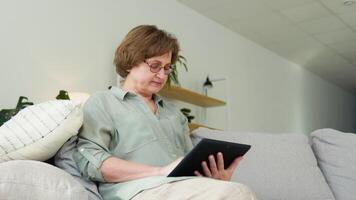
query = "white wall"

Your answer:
(1, 0), (355, 134)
